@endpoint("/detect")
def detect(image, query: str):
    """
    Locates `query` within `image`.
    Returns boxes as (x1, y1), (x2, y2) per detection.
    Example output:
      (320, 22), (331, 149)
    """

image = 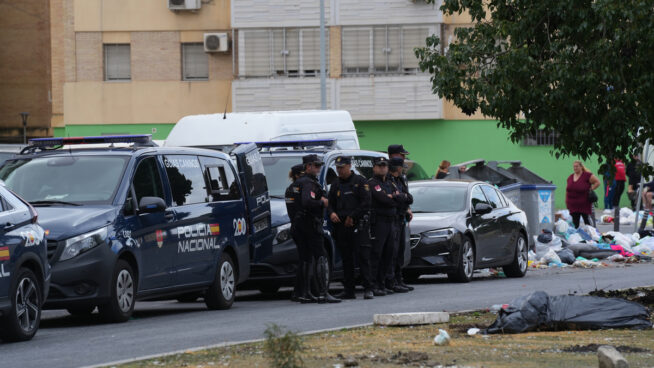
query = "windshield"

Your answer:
(0, 155), (129, 205)
(261, 156), (304, 198)
(410, 185), (468, 213)
(405, 160), (430, 181)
